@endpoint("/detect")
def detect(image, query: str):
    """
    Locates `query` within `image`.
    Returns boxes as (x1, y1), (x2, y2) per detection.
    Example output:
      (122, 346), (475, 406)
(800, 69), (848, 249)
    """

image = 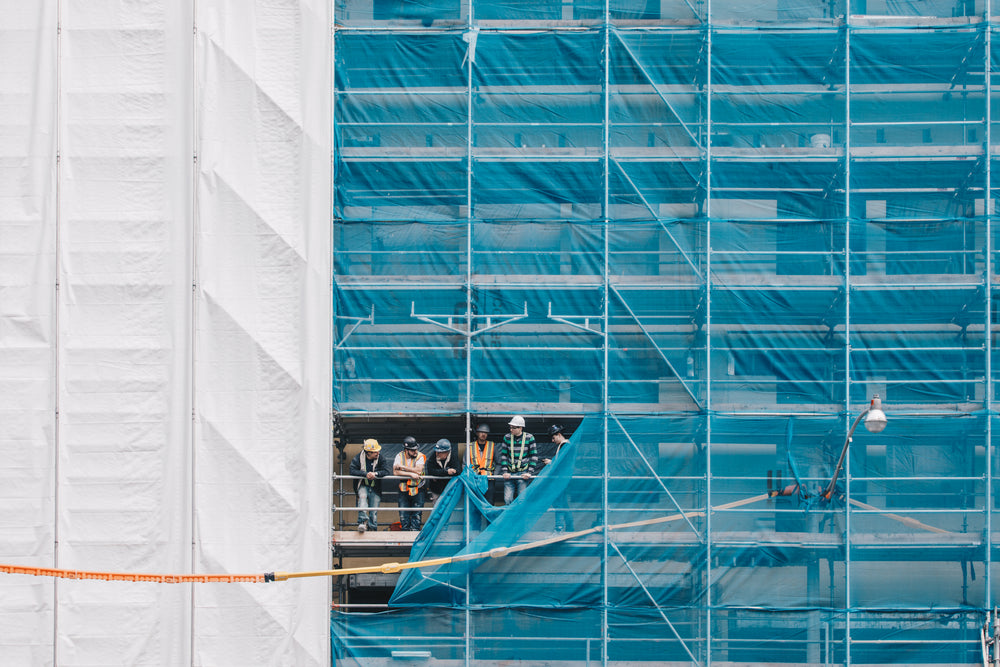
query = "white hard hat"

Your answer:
(508, 415), (525, 428)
